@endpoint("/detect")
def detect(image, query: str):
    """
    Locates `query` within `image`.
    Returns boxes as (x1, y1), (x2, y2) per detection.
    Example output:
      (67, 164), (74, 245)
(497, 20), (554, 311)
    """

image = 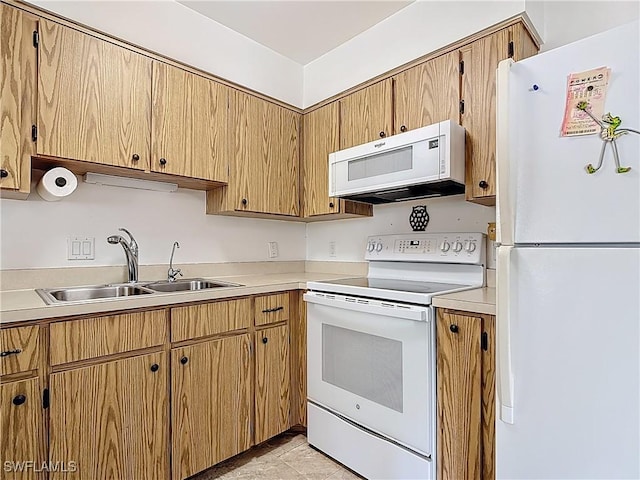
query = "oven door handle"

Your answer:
(303, 292), (428, 322)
